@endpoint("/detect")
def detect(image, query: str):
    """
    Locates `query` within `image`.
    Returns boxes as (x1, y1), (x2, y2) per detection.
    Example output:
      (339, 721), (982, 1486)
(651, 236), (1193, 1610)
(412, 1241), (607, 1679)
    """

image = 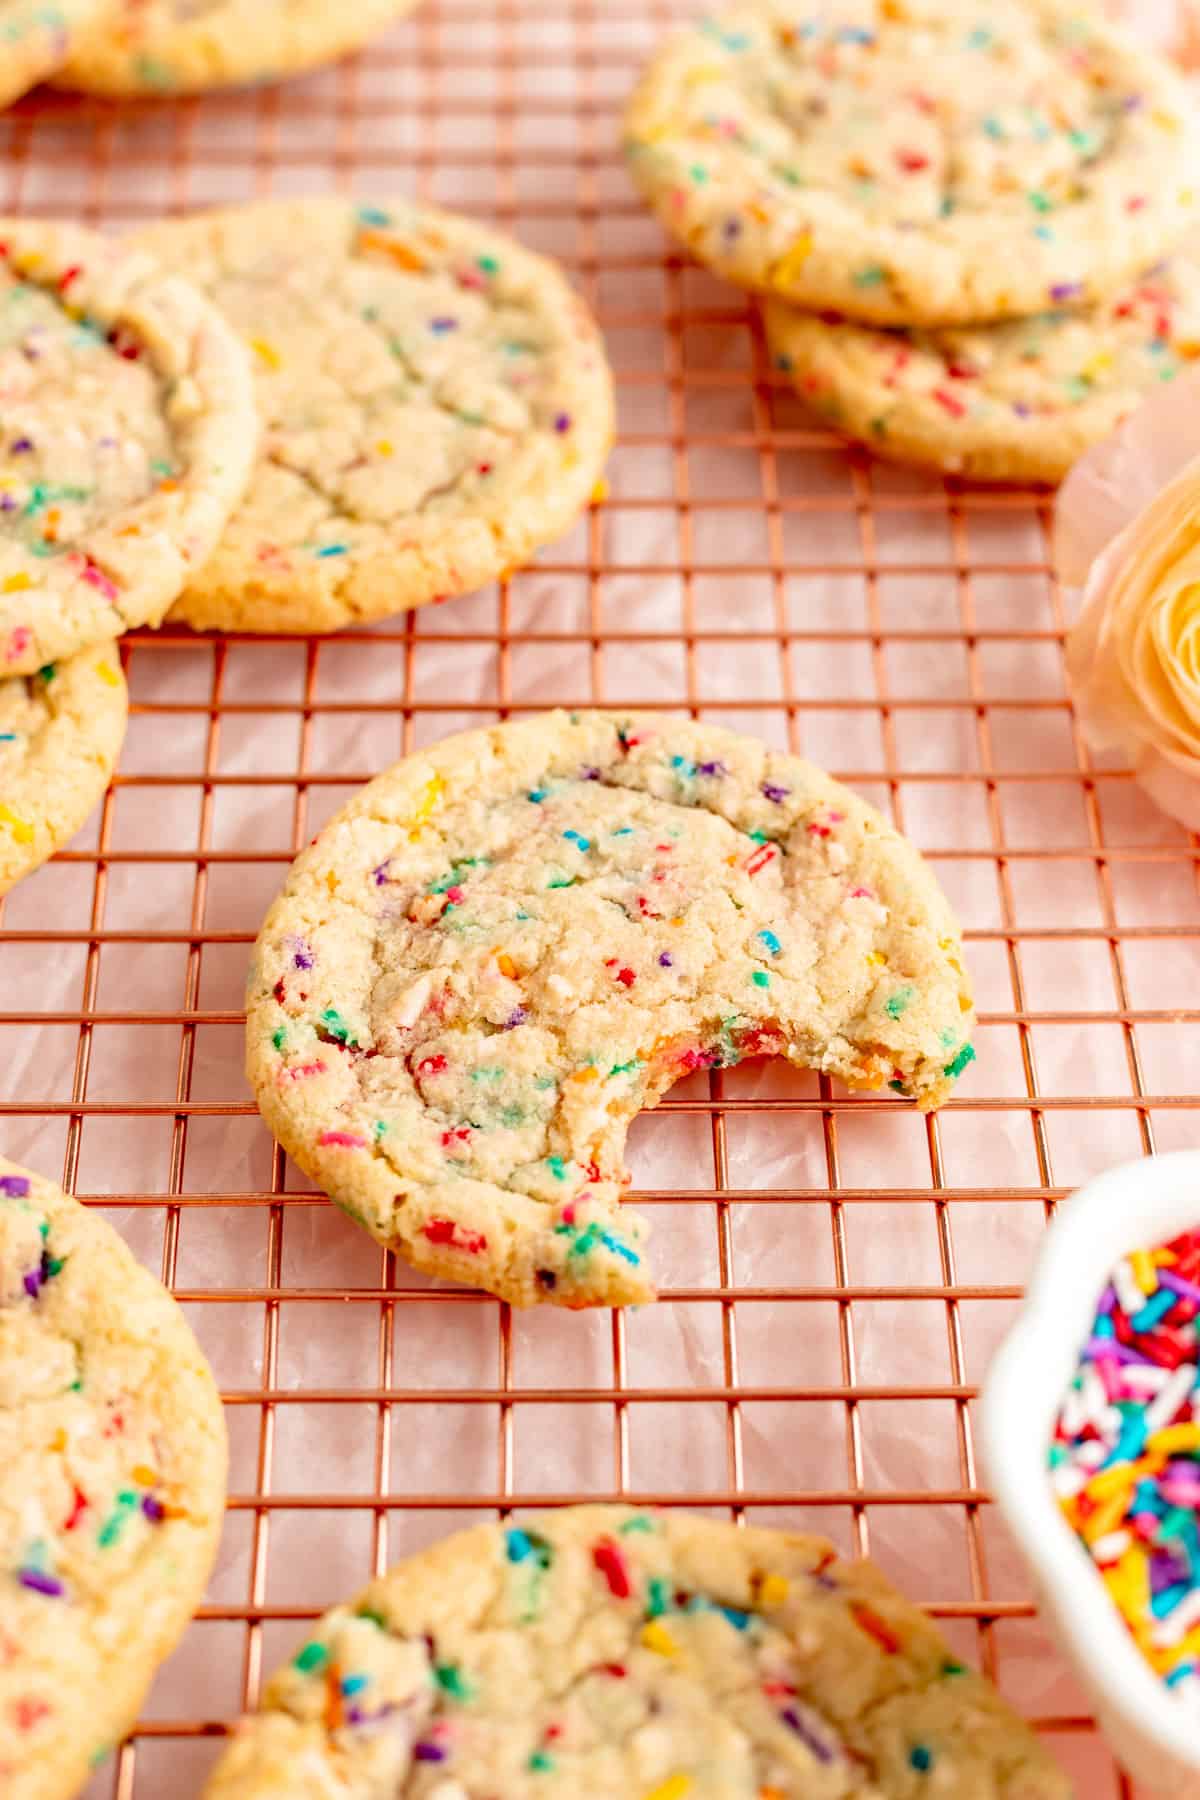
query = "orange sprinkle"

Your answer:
(358, 228), (426, 270)
(852, 1603), (900, 1653)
